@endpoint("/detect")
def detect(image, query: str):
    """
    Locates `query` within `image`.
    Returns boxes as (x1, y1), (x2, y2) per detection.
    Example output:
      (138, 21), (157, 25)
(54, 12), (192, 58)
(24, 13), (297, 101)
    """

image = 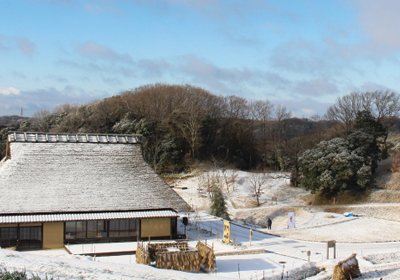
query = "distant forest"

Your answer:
(1, 84), (399, 180)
